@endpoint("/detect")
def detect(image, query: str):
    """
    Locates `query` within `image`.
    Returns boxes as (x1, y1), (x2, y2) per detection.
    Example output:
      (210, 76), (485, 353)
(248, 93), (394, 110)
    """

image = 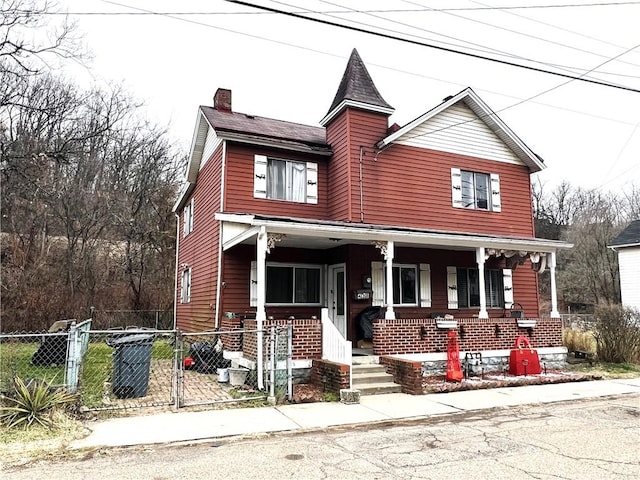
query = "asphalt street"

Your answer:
(4, 393), (639, 480)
